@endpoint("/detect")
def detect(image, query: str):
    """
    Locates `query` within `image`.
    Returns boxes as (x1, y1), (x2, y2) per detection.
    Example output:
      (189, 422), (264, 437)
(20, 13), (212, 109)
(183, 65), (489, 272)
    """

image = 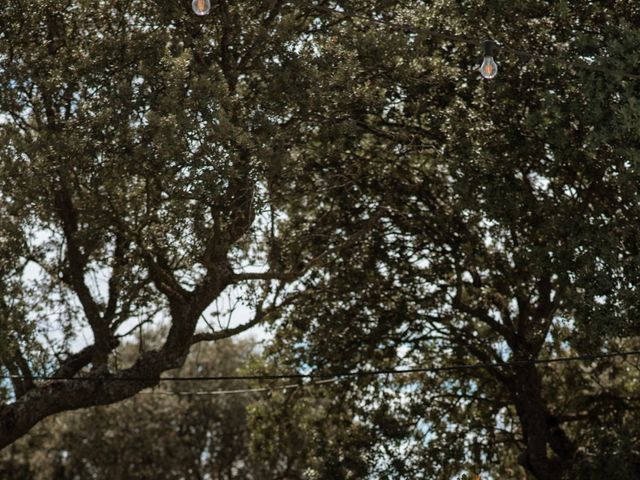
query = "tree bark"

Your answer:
(513, 363), (577, 480)
(0, 350), (171, 449)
